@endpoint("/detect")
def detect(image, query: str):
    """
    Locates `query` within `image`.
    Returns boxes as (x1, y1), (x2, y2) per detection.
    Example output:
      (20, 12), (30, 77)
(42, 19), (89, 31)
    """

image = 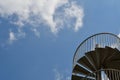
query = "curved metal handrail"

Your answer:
(73, 33), (120, 67)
